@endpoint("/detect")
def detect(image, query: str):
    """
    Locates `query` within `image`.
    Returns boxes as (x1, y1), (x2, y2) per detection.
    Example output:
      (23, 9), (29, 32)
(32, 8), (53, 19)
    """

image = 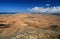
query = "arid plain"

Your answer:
(0, 14), (60, 39)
